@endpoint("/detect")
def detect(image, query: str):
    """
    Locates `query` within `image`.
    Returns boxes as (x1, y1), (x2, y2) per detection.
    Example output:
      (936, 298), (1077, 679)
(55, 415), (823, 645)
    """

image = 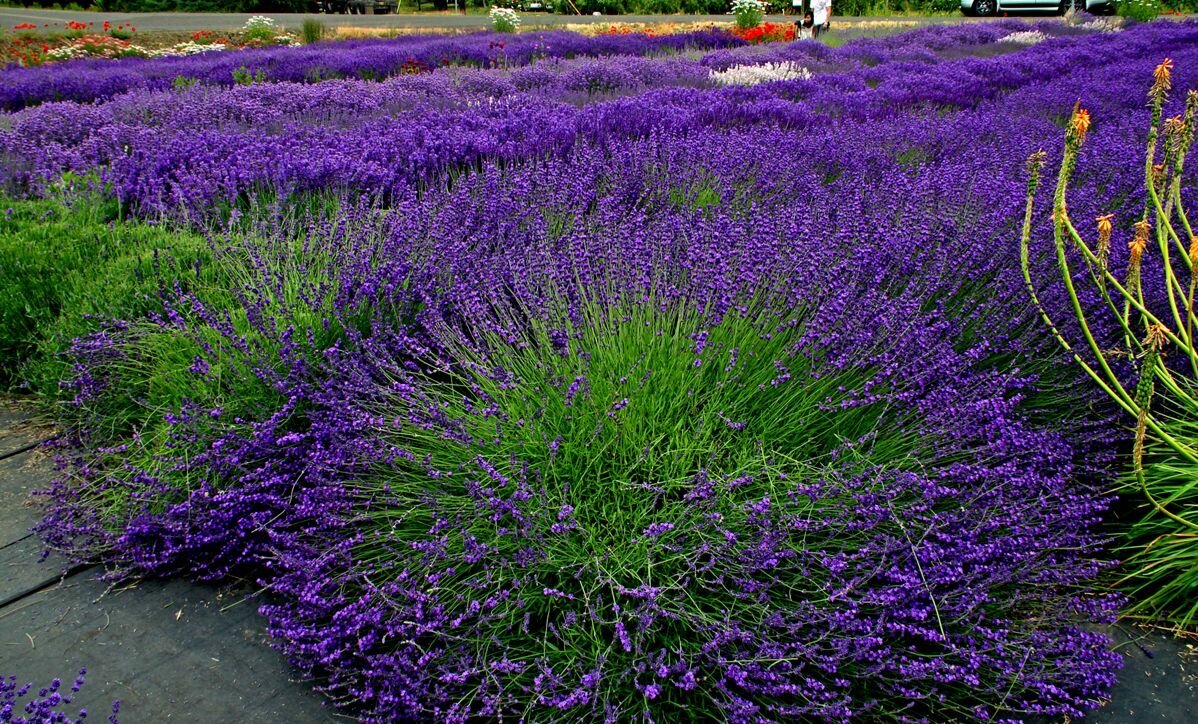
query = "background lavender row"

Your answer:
(0, 29), (742, 111)
(0, 20), (1051, 114)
